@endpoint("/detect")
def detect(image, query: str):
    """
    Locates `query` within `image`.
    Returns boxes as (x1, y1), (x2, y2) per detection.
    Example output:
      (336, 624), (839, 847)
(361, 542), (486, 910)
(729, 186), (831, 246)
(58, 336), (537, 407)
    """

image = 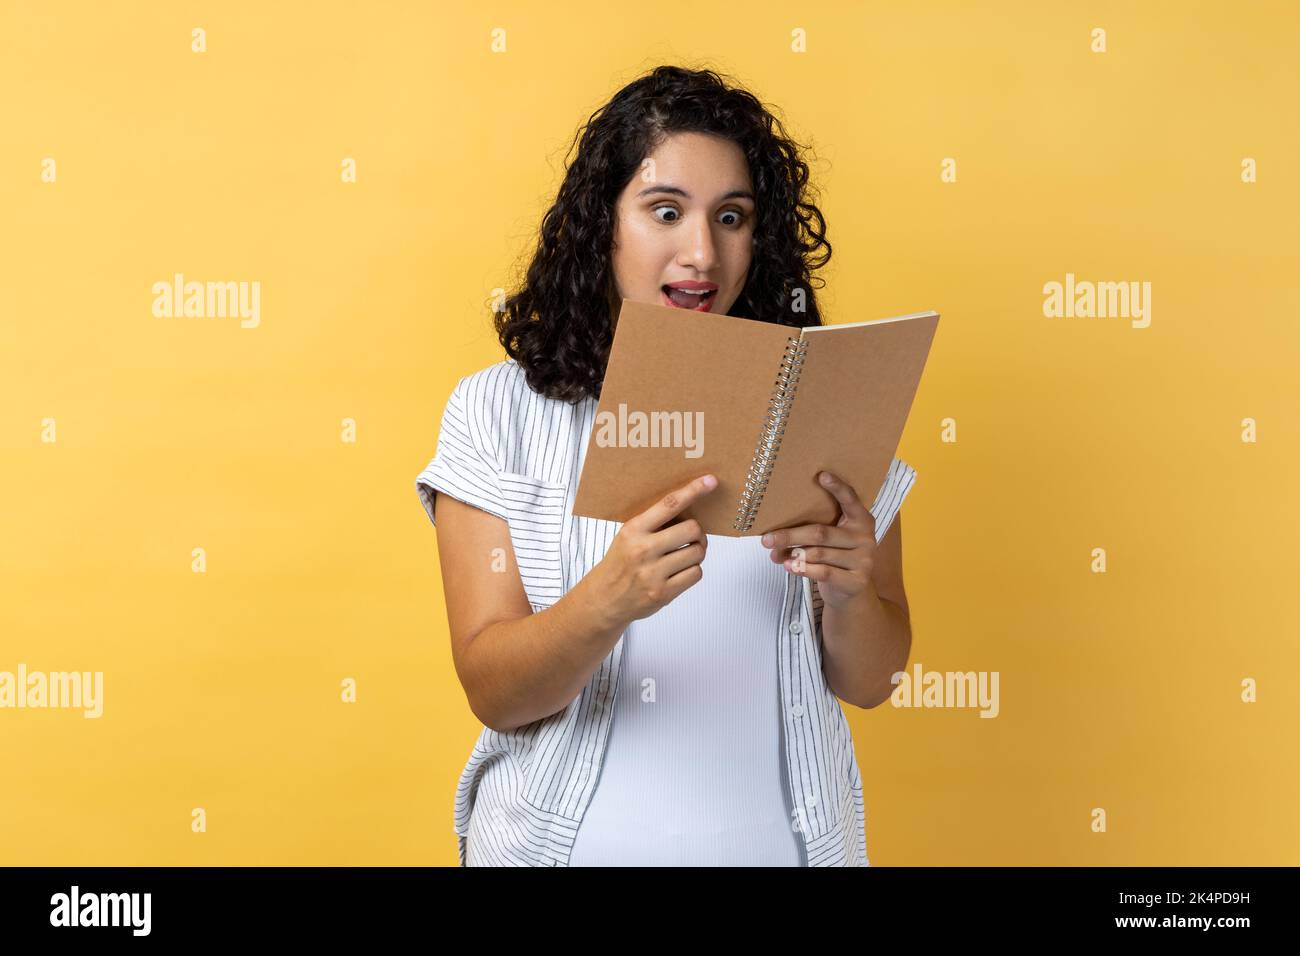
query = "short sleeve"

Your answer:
(415, 374), (509, 527)
(867, 456), (917, 545)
